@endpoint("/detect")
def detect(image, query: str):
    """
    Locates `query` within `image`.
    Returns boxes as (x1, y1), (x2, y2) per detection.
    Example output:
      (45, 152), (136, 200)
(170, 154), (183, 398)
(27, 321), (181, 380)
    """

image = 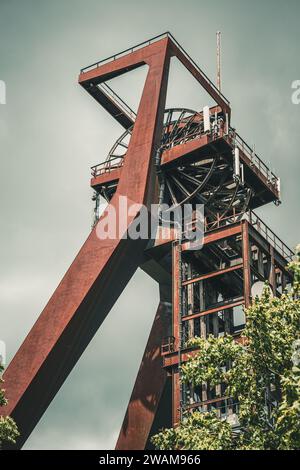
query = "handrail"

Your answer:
(190, 208), (293, 263)
(232, 131), (279, 188)
(90, 111), (280, 200)
(184, 397), (240, 423)
(80, 32), (170, 72)
(80, 32), (230, 107)
(161, 335), (176, 355)
(247, 211), (294, 262)
(98, 82), (136, 123)
(91, 157), (123, 177)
